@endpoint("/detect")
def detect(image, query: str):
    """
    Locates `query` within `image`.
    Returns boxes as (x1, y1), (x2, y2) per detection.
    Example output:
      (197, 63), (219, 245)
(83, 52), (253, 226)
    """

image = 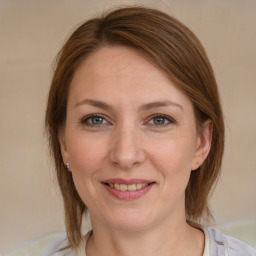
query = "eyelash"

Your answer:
(80, 114), (176, 128)
(81, 114), (109, 127)
(147, 114), (176, 126)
